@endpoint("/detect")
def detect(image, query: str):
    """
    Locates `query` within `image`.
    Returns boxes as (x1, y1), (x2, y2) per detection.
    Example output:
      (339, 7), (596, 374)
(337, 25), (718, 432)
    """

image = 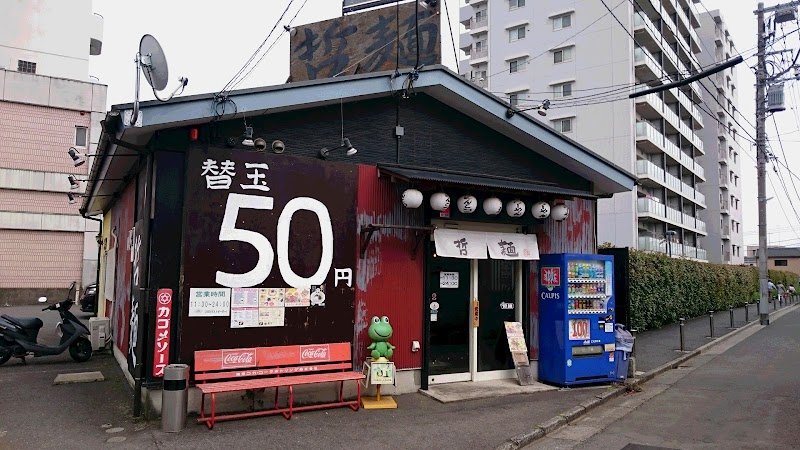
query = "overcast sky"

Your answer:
(87, 0), (800, 249)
